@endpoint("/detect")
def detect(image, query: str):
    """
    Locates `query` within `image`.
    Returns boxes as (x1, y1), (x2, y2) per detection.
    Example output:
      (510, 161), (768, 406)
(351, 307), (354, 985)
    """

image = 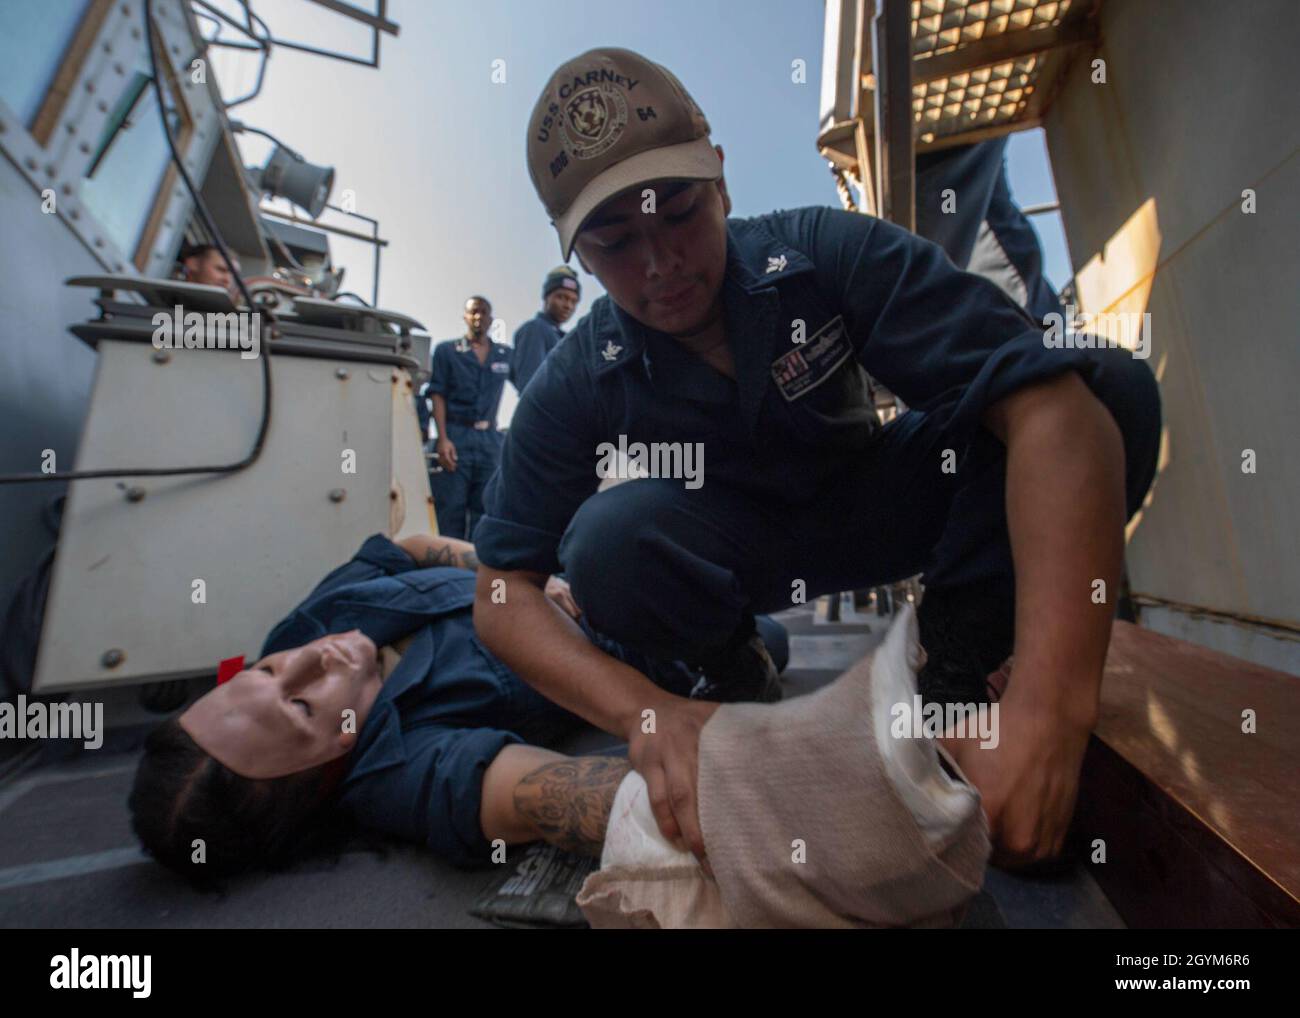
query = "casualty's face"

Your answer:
(179, 630), (383, 780)
(573, 172), (731, 339)
(545, 287), (579, 324)
(464, 299), (492, 338)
